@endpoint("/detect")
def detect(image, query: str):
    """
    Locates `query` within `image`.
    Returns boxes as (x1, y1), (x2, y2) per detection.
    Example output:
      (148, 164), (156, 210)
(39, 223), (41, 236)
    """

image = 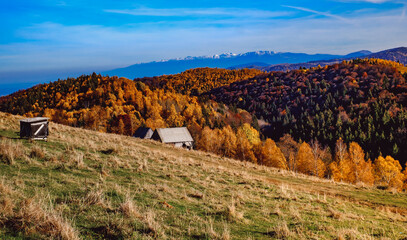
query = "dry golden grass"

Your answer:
(120, 194), (142, 219)
(12, 198), (79, 240)
(221, 223), (231, 240)
(288, 205), (302, 221)
(0, 195), (15, 216)
(69, 150), (85, 169)
(0, 178), (12, 195)
(0, 179), (79, 240)
(83, 186), (106, 207)
(141, 209), (163, 238)
(272, 204), (284, 218)
(336, 228), (372, 240)
(225, 198), (244, 222)
(327, 207), (344, 220)
(206, 218), (220, 239)
(29, 145), (45, 159)
(272, 221), (292, 239)
(0, 139), (25, 165)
